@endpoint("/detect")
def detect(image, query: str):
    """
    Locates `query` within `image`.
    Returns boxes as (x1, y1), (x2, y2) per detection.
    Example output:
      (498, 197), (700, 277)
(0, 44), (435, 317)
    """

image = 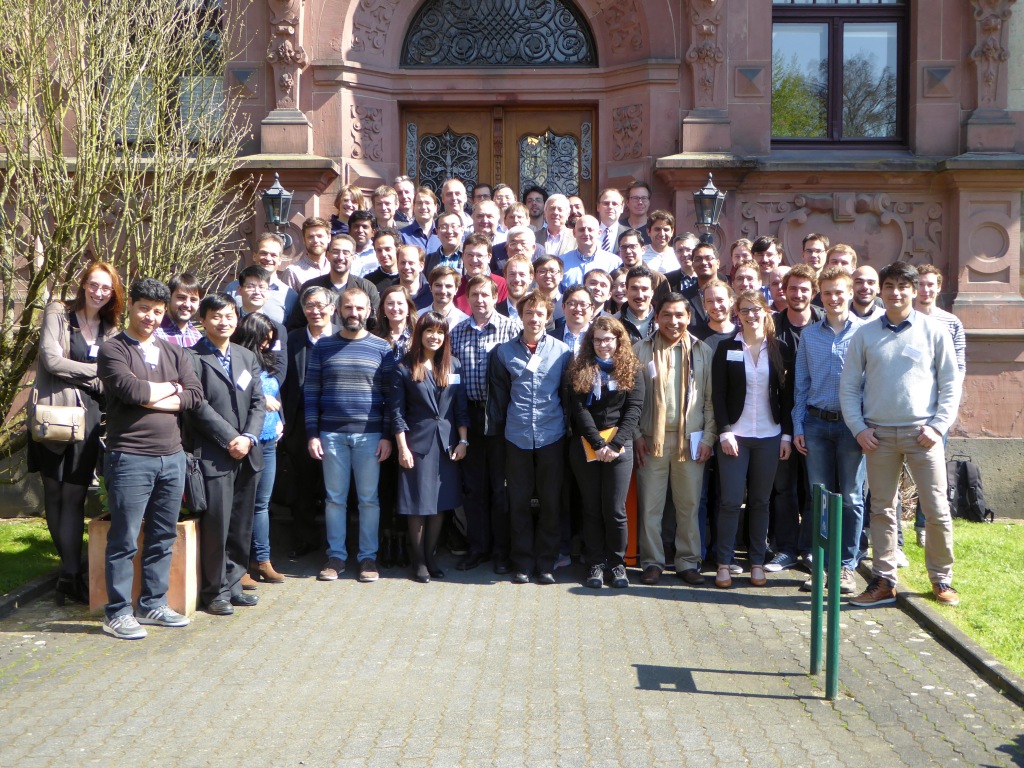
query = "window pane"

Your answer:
(772, 24), (828, 138)
(842, 22), (898, 138)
